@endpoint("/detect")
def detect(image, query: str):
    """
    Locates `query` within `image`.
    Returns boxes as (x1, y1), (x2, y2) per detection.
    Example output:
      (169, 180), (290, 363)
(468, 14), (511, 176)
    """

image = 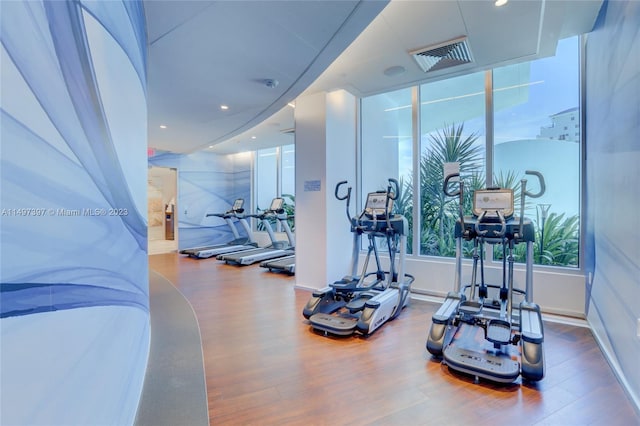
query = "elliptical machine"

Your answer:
(426, 170), (546, 383)
(302, 179), (414, 336)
